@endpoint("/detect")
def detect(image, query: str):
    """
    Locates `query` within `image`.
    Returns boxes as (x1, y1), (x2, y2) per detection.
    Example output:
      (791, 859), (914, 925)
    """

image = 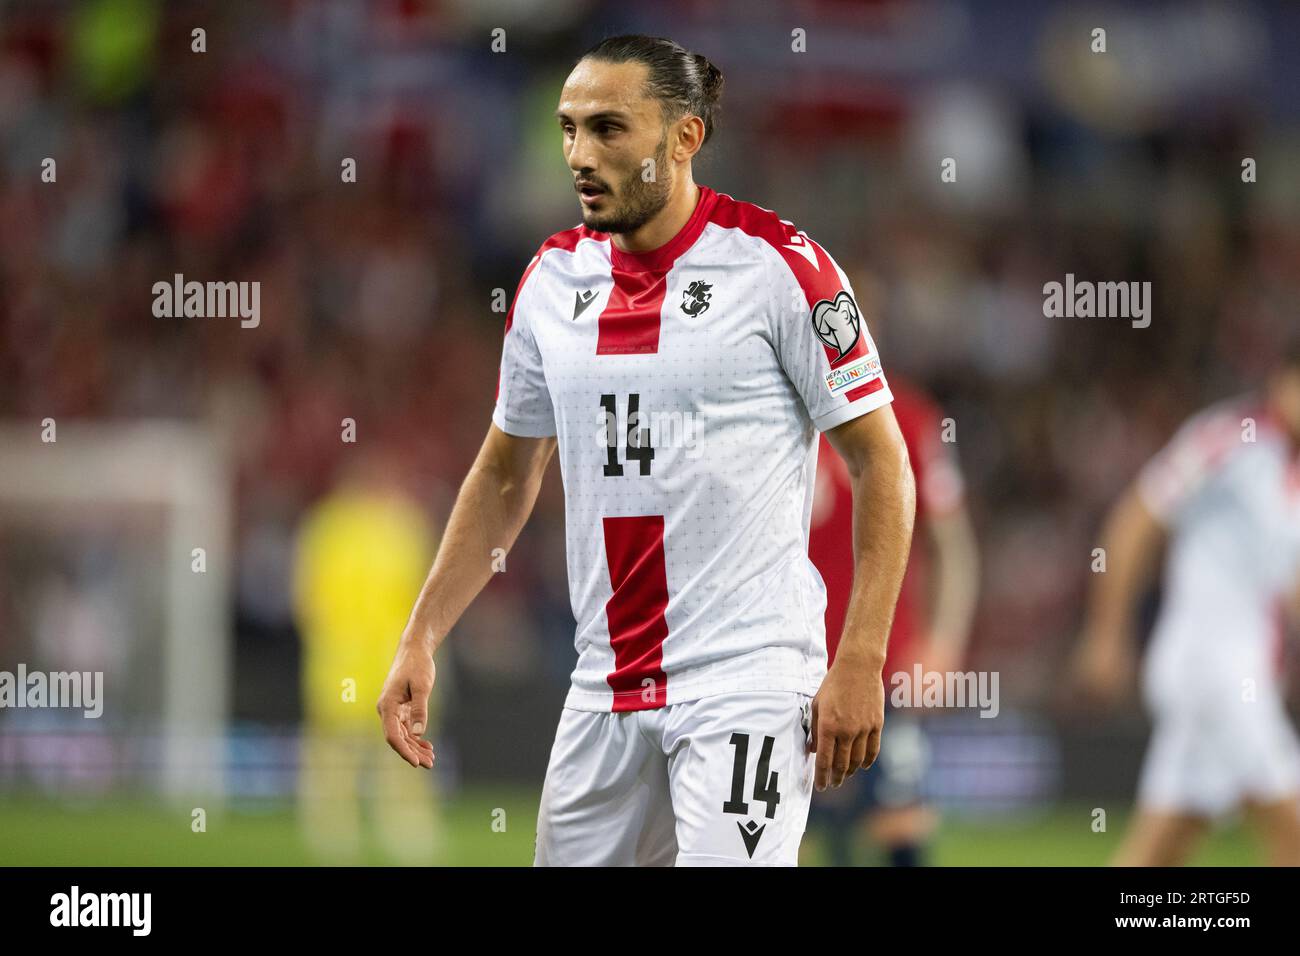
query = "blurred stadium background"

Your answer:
(1, 0), (1298, 865)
